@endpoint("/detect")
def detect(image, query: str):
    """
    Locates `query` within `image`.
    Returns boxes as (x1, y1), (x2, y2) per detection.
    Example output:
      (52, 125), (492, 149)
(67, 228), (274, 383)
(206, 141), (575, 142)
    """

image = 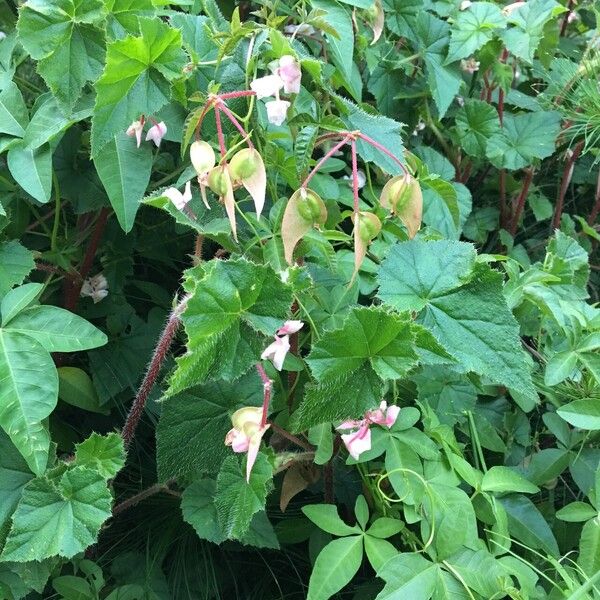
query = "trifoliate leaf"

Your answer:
(1, 466), (113, 561)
